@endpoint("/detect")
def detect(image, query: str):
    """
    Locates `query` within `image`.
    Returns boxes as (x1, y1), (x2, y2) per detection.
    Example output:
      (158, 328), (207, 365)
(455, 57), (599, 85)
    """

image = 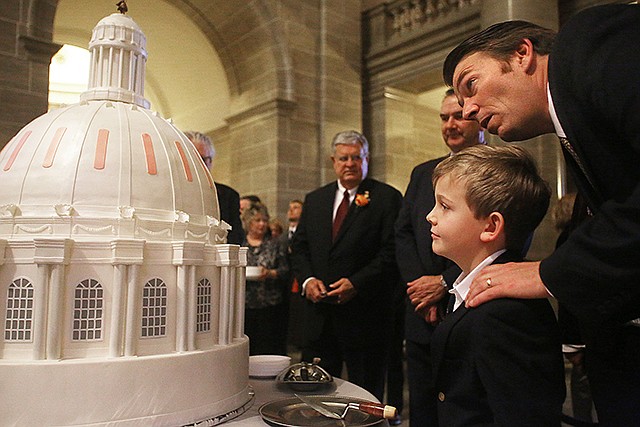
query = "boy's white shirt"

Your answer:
(449, 249), (507, 312)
